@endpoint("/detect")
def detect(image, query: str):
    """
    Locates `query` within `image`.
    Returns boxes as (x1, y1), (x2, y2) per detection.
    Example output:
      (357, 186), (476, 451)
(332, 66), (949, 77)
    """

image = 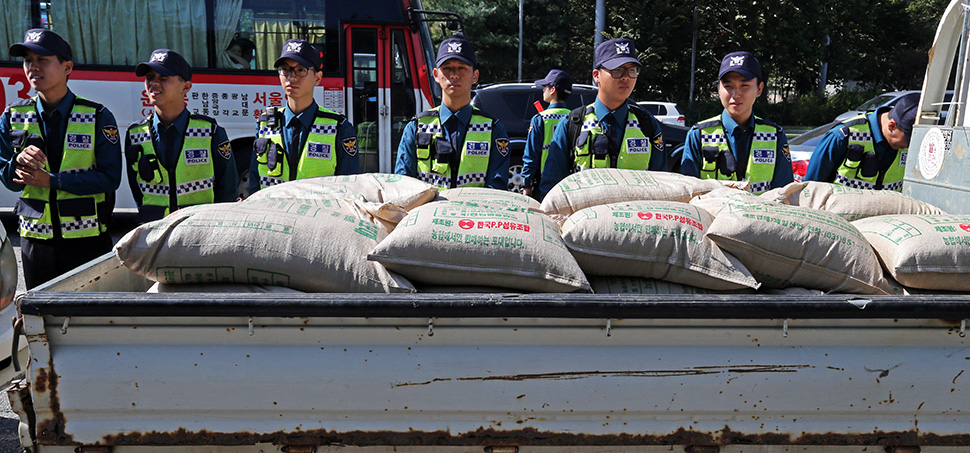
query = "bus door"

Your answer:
(346, 25), (419, 173)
